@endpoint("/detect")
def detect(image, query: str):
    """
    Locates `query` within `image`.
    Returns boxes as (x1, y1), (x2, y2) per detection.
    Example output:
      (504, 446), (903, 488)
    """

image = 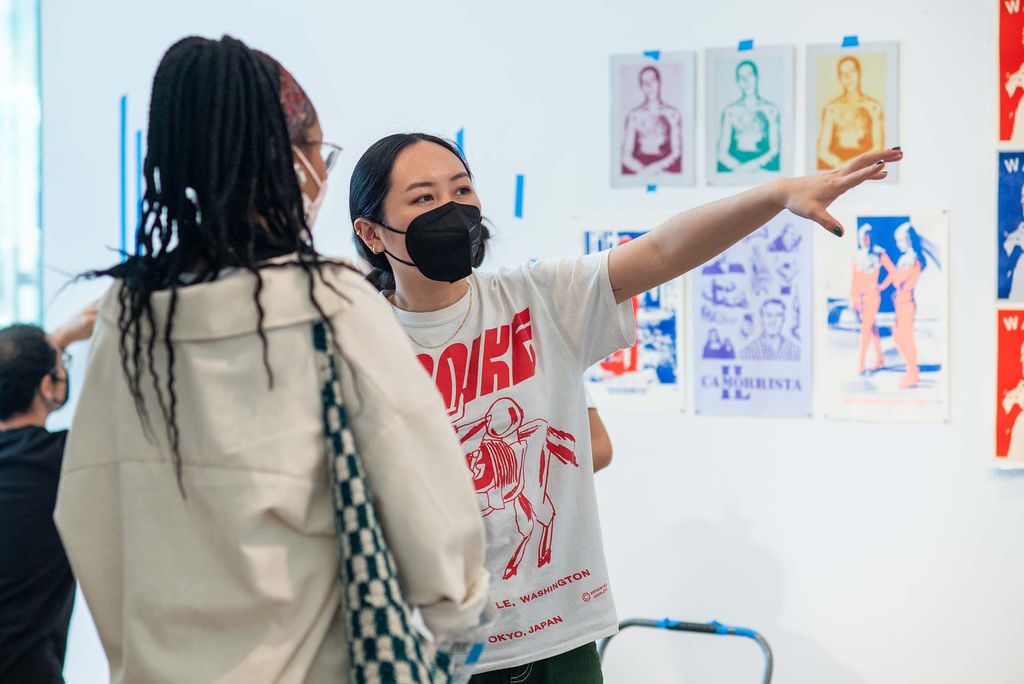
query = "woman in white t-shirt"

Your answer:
(349, 132), (901, 681)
